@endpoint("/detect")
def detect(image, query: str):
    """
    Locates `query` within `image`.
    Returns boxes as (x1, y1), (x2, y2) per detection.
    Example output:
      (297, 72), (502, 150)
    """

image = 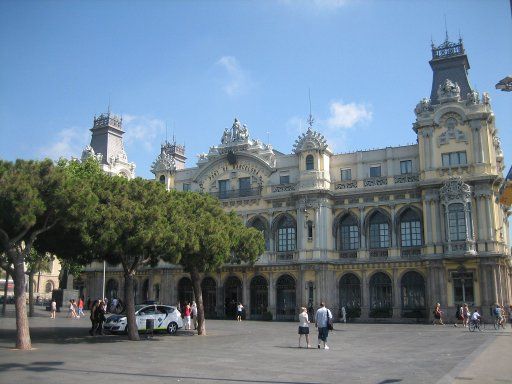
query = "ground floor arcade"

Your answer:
(79, 257), (511, 322)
